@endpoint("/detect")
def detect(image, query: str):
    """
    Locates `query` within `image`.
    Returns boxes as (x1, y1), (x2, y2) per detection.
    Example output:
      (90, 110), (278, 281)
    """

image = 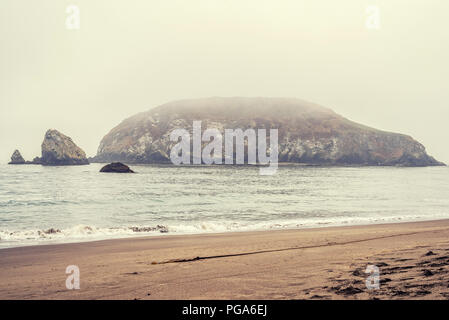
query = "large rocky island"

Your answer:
(92, 97), (444, 166)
